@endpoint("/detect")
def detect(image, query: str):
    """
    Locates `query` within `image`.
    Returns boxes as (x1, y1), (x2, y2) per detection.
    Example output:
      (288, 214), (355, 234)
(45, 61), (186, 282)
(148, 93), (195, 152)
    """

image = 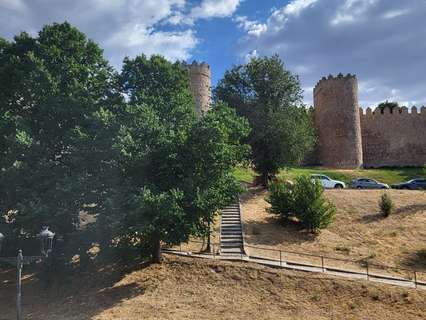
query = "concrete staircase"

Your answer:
(220, 202), (245, 256)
